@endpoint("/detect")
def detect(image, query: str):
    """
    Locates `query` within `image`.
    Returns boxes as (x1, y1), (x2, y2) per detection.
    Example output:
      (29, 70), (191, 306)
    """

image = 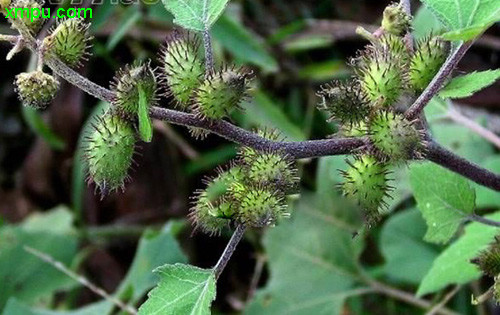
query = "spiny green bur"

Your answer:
(161, 33), (204, 108)
(85, 113), (136, 196)
(113, 62), (157, 119)
(410, 37), (448, 92)
(190, 167), (243, 235)
(357, 49), (404, 107)
(193, 68), (250, 120)
(44, 18), (92, 68)
(369, 111), (422, 162)
(381, 2), (411, 36)
(340, 155), (392, 225)
(231, 184), (287, 228)
(241, 150), (298, 193)
(9, 0), (44, 34)
(471, 236), (500, 277)
(15, 71), (59, 109)
(317, 80), (370, 125)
